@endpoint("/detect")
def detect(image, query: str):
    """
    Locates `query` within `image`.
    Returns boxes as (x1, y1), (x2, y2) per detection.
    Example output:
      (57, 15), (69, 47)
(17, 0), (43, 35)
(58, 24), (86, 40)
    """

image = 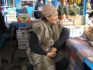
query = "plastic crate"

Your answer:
(18, 40), (29, 49)
(16, 30), (28, 39)
(17, 23), (28, 28)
